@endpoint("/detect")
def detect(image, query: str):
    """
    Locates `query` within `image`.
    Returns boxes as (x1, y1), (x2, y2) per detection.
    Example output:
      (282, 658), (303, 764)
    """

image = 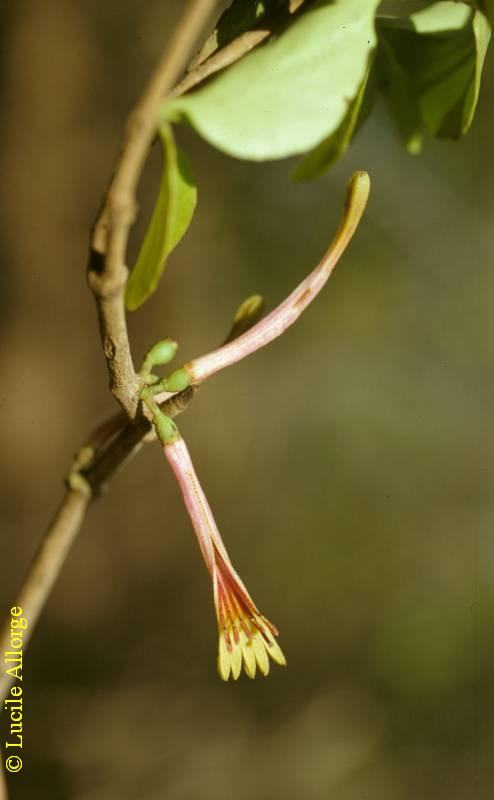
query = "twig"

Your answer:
(171, 29), (270, 98)
(0, 490), (91, 680)
(87, 0), (220, 417)
(171, 1), (308, 99)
